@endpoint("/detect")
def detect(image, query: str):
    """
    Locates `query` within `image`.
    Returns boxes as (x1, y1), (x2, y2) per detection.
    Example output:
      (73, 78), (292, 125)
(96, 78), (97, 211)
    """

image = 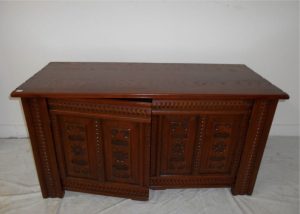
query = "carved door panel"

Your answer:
(150, 99), (252, 188)
(160, 116), (197, 175)
(196, 114), (249, 175)
(51, 115), (100, 180)
(49, 99), (151, 200)
(103, 121), (140, 184)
